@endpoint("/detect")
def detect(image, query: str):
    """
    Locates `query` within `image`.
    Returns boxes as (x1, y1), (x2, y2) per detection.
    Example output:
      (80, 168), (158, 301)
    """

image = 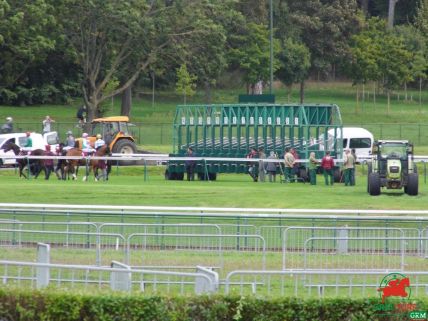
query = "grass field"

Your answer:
(0, 166), (426, 209)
